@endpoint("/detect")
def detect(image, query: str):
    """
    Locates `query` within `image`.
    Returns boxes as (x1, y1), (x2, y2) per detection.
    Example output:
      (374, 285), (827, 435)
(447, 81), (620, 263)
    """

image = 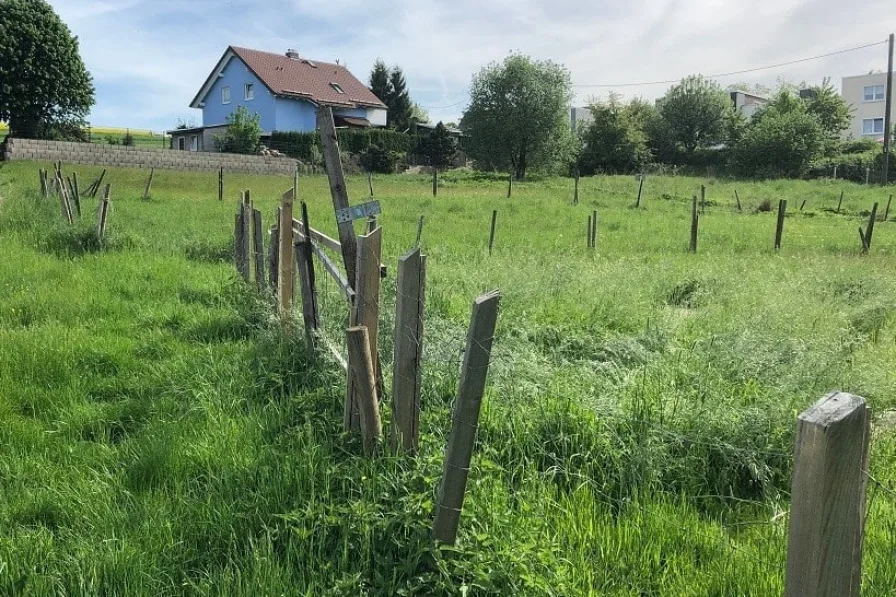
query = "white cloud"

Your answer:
(47, 0), (896, 129)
